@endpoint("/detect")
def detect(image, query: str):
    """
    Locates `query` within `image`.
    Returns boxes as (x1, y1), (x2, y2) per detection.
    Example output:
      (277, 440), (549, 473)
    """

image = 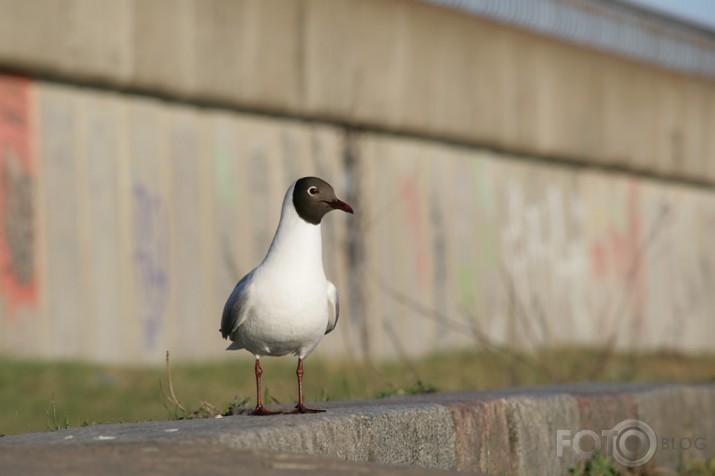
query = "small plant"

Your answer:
(263, 386), (281, 406)
(316, 387), (331, 403)
(569, 454), (715, 476)
(681, 458), (715, 476)
(407, 380), (437, 395)
(373, 385), (399, 399)
(373, 380), (438, 399)
(160, 351), (225, 420)
(46, 394), (70, 432)
(81, 419), (104, 427)
(223, 395), (252, 416)
(568, 455), (622, 476)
